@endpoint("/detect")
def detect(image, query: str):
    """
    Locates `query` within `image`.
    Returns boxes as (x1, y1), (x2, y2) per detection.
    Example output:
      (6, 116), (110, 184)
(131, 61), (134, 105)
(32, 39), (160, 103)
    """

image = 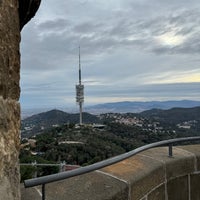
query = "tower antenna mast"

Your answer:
(79, 46), (81, 85)
(76, 46), (84, 125)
